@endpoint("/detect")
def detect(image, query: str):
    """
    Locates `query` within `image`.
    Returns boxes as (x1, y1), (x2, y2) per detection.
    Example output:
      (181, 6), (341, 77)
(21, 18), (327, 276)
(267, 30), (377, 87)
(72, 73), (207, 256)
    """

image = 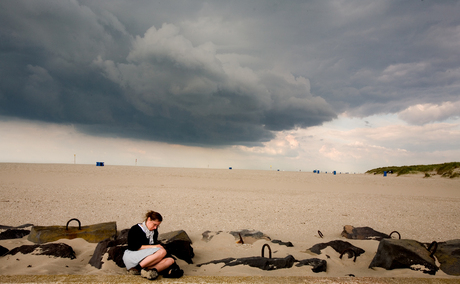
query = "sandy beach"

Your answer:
(1, 163), (459, 281)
